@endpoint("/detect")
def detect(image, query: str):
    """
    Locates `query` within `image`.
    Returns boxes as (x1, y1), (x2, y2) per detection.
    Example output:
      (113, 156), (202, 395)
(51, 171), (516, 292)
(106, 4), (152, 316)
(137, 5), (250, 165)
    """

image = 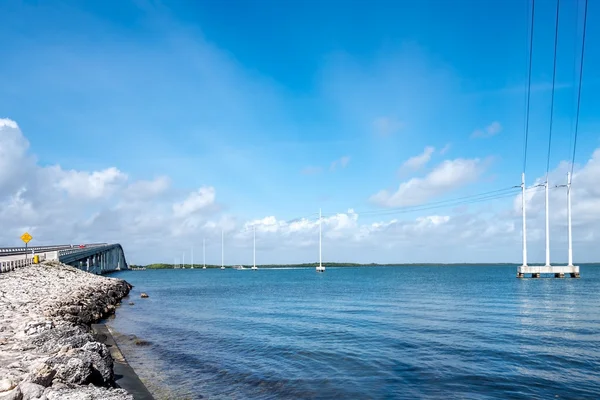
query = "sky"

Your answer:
(1, 0), (600, 265)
